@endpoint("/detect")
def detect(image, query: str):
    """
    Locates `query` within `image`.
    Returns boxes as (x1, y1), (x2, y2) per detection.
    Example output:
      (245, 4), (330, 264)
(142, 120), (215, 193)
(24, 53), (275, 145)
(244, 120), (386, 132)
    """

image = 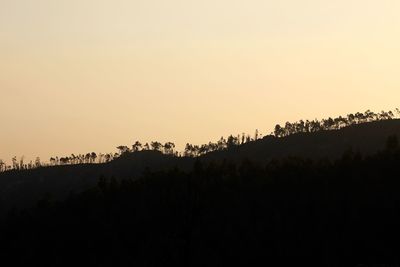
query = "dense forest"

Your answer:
(0, 135), (400, 266)
(1, 110), (400, 266)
